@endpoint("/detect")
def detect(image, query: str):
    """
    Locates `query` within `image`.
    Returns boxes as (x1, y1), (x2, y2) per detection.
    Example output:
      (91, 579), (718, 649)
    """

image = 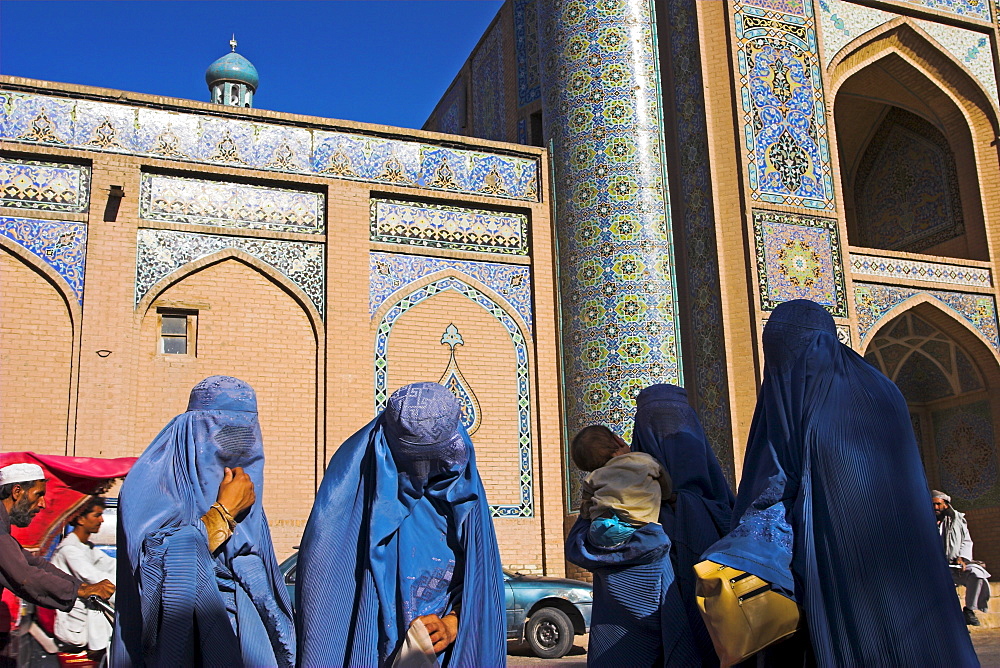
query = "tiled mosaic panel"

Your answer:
(0, 92), (539, 203)
(933, 401), (999, 509)
(0, 159), (90, 213)
(854, 282), (1000, 350)
(514, 0), (541, 107)
(754, 210), (848, 316)
(372, 274), (533, 517)
(817, 1), (999, 107)
(439, 324), (482, 435)
(735, 0), (835, 210)
(850, 253), (992, 288)
(139, 173), (324, 234)
(370, 199), (528, 256)
(896, 0), (992, 22)
(742, 0), (808, 16)
(664, 0), (735, 481)
(369, 251), (532, 333)
(540, 0), (682, 508)
(471, 21), (508, 143)
(0, 216), (86, 303)
(436, 81), (467, 136)
(855, 108), (964, 253)
(135, 228), (325, 316)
